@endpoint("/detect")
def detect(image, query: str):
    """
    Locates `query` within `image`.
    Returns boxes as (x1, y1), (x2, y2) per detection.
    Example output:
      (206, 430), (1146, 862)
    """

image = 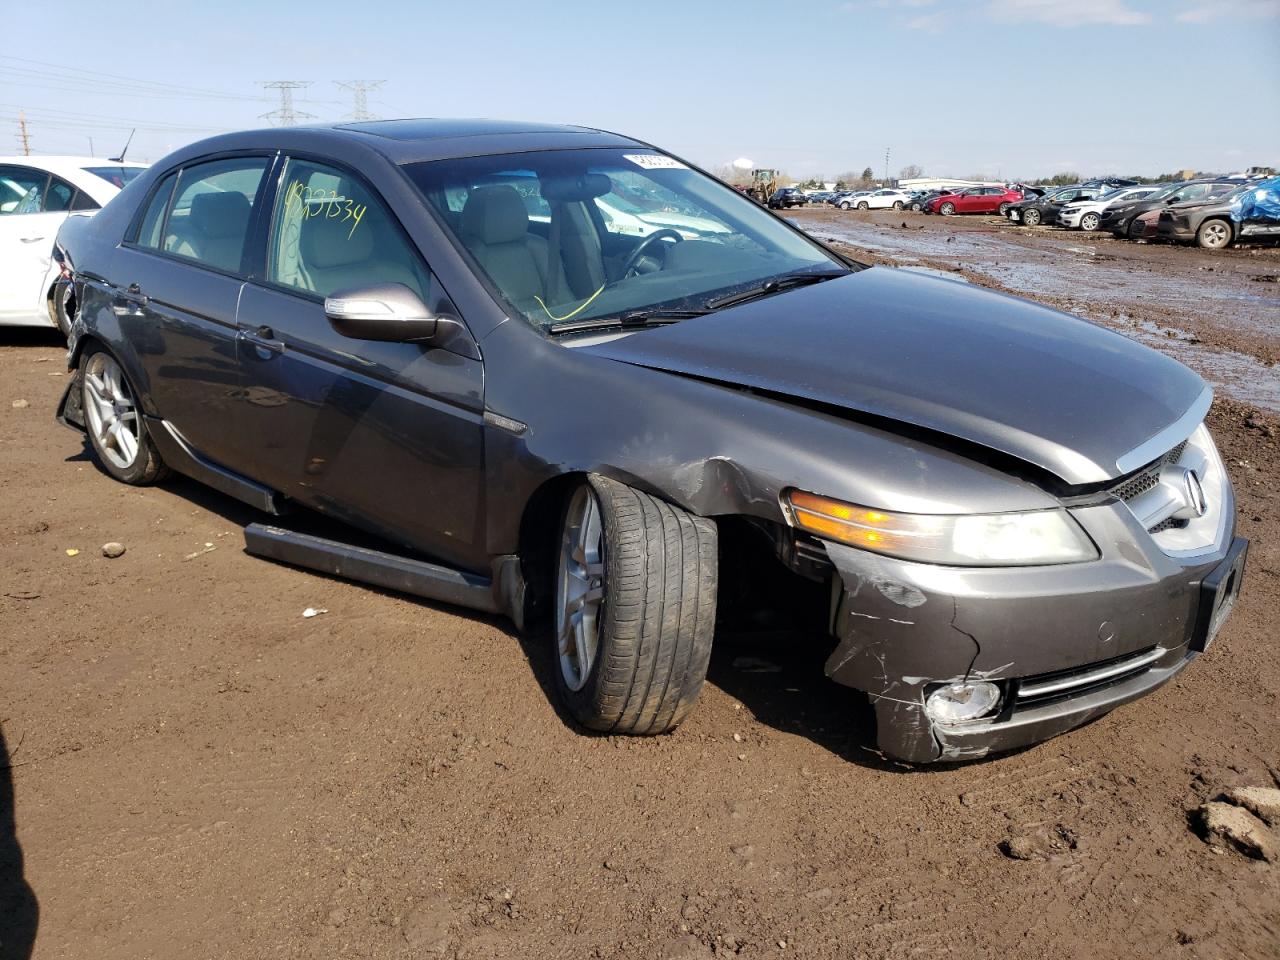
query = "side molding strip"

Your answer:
(244, 523), (502, 615)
